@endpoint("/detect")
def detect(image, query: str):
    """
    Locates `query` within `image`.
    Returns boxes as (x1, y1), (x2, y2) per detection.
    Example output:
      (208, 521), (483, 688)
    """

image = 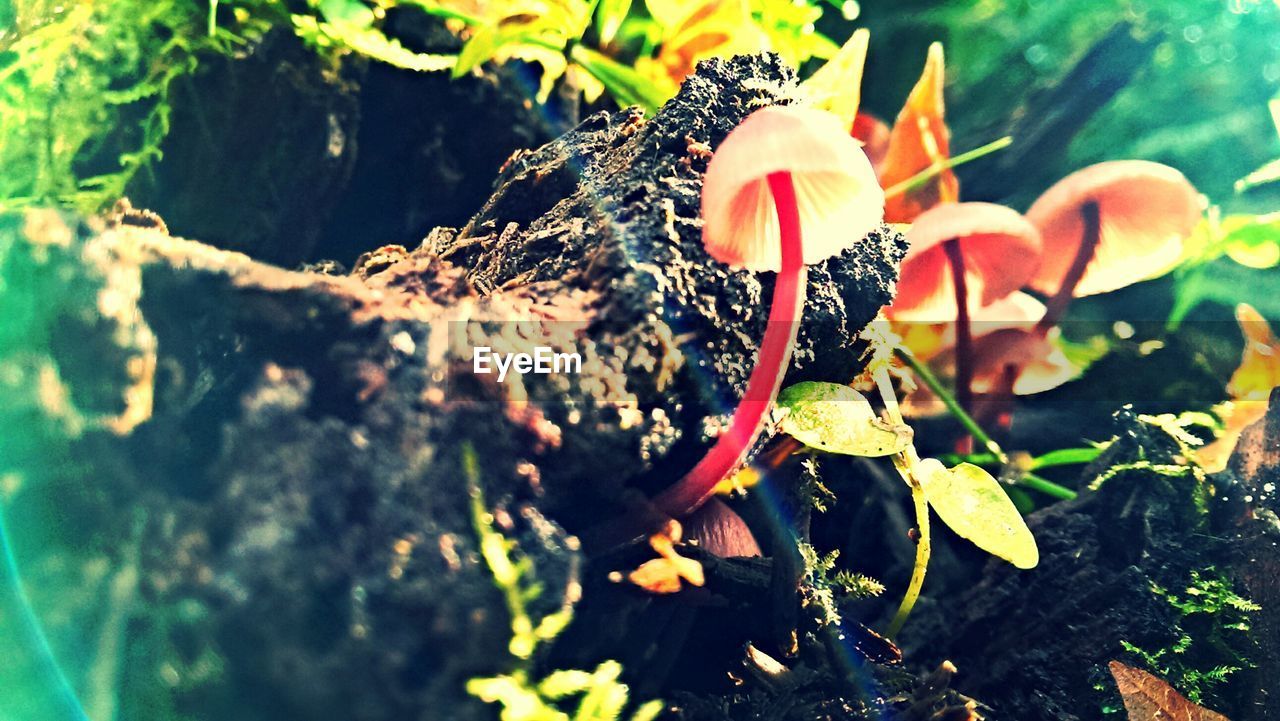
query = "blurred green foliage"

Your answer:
(854, 0), (1280, 209)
